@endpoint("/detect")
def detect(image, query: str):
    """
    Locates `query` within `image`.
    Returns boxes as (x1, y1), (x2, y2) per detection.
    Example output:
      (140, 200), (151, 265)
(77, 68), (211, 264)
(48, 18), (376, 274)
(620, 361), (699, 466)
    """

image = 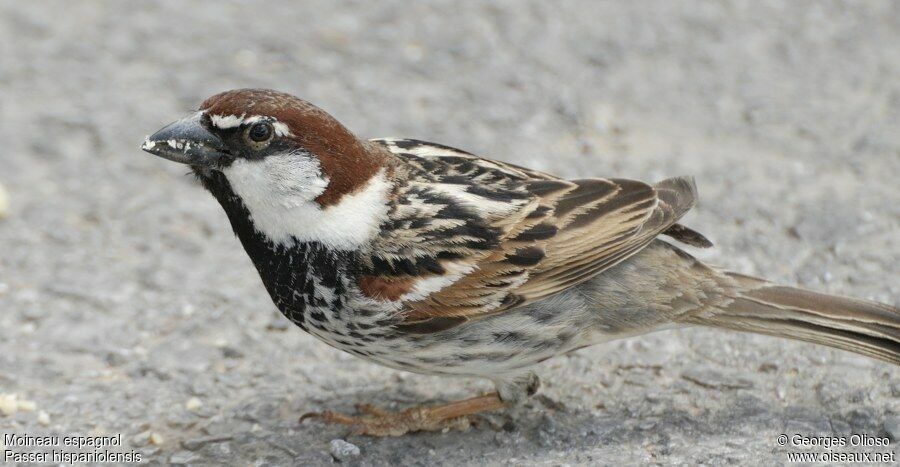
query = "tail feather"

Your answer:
(687, 272), (900, 364)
